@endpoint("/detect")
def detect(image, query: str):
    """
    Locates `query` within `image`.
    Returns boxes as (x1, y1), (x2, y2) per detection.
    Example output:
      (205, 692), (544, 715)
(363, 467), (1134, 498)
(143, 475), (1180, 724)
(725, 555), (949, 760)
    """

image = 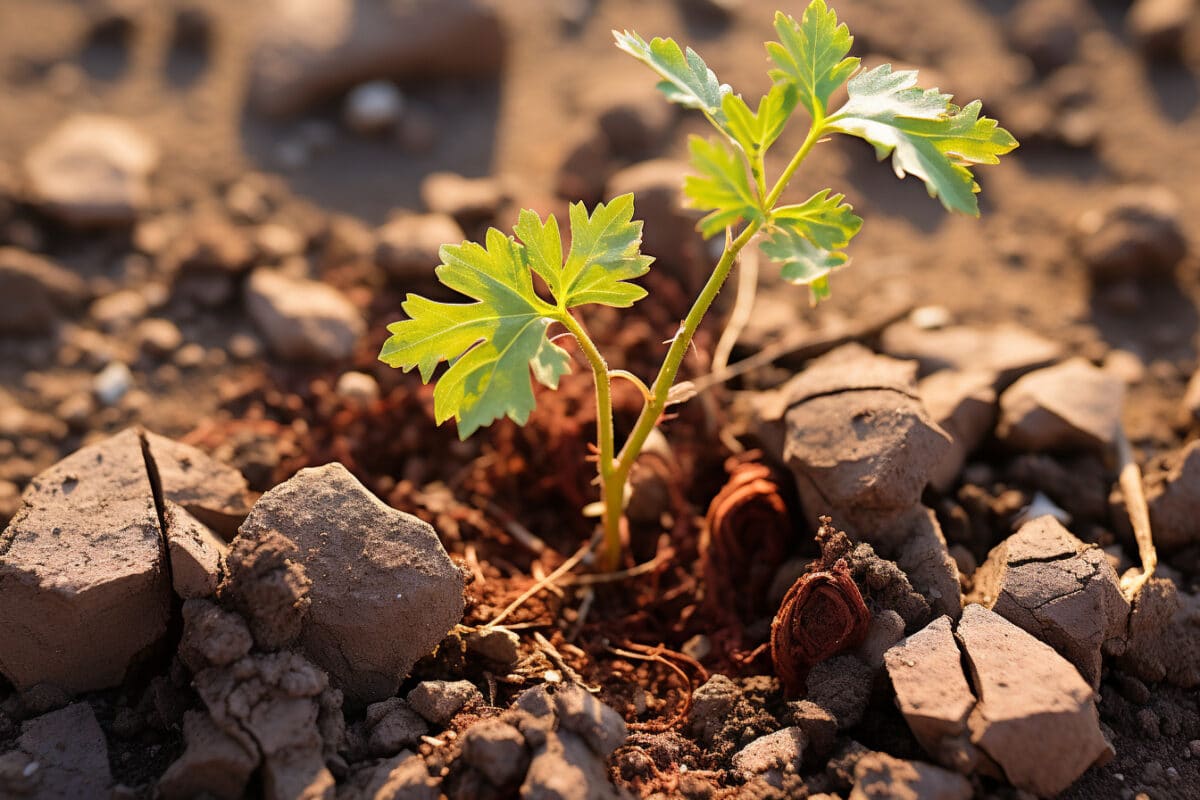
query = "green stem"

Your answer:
(765, 115), (826, 209)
